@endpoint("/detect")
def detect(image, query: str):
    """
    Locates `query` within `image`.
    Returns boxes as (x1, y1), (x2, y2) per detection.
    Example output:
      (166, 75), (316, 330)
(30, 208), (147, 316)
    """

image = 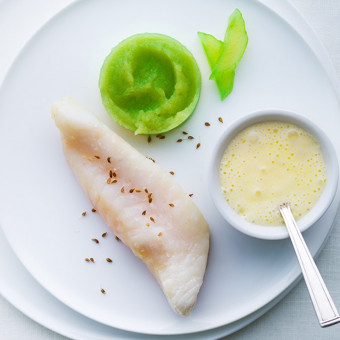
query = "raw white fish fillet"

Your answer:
(52, 98), (210, 316)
